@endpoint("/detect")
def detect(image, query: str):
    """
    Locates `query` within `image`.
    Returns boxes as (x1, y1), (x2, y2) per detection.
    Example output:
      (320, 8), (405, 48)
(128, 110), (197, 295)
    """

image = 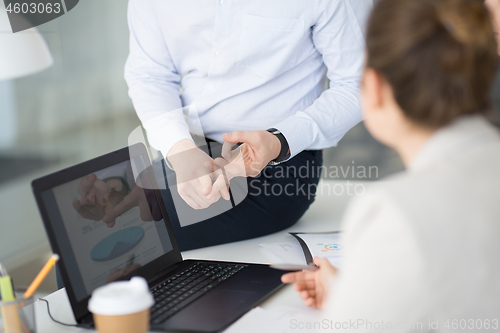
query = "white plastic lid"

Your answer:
(88, 277), (154, 316)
